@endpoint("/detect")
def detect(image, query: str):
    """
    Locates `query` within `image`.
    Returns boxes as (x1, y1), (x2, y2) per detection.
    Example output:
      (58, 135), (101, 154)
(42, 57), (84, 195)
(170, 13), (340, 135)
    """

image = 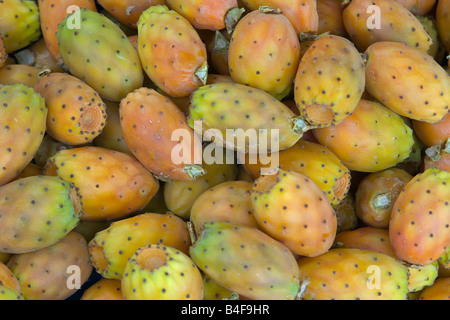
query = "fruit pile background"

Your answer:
(0, 0), (449, 301)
